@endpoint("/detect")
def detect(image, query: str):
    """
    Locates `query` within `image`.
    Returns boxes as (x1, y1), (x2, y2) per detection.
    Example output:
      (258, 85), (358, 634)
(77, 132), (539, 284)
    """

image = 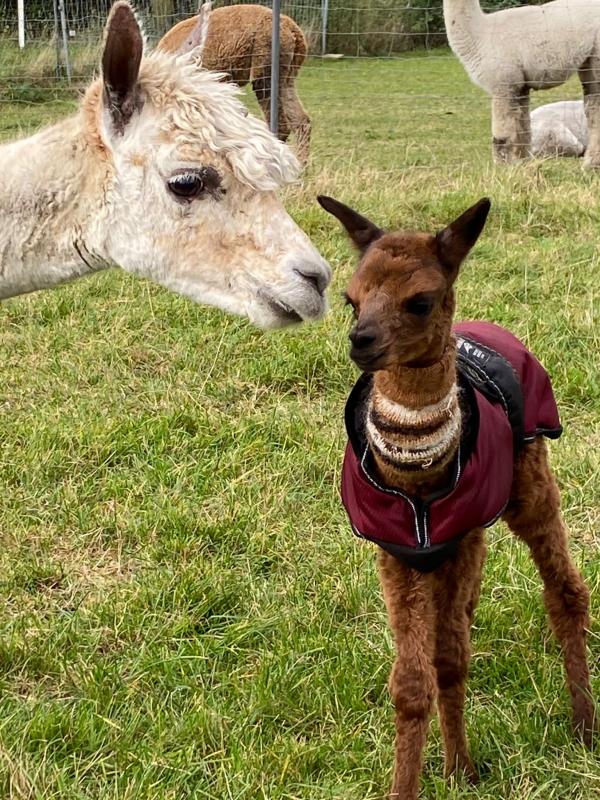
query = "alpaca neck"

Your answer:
(443, 0), (485, 67)
(0, 113), (110, 301)
(368, 342), (461, 498)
